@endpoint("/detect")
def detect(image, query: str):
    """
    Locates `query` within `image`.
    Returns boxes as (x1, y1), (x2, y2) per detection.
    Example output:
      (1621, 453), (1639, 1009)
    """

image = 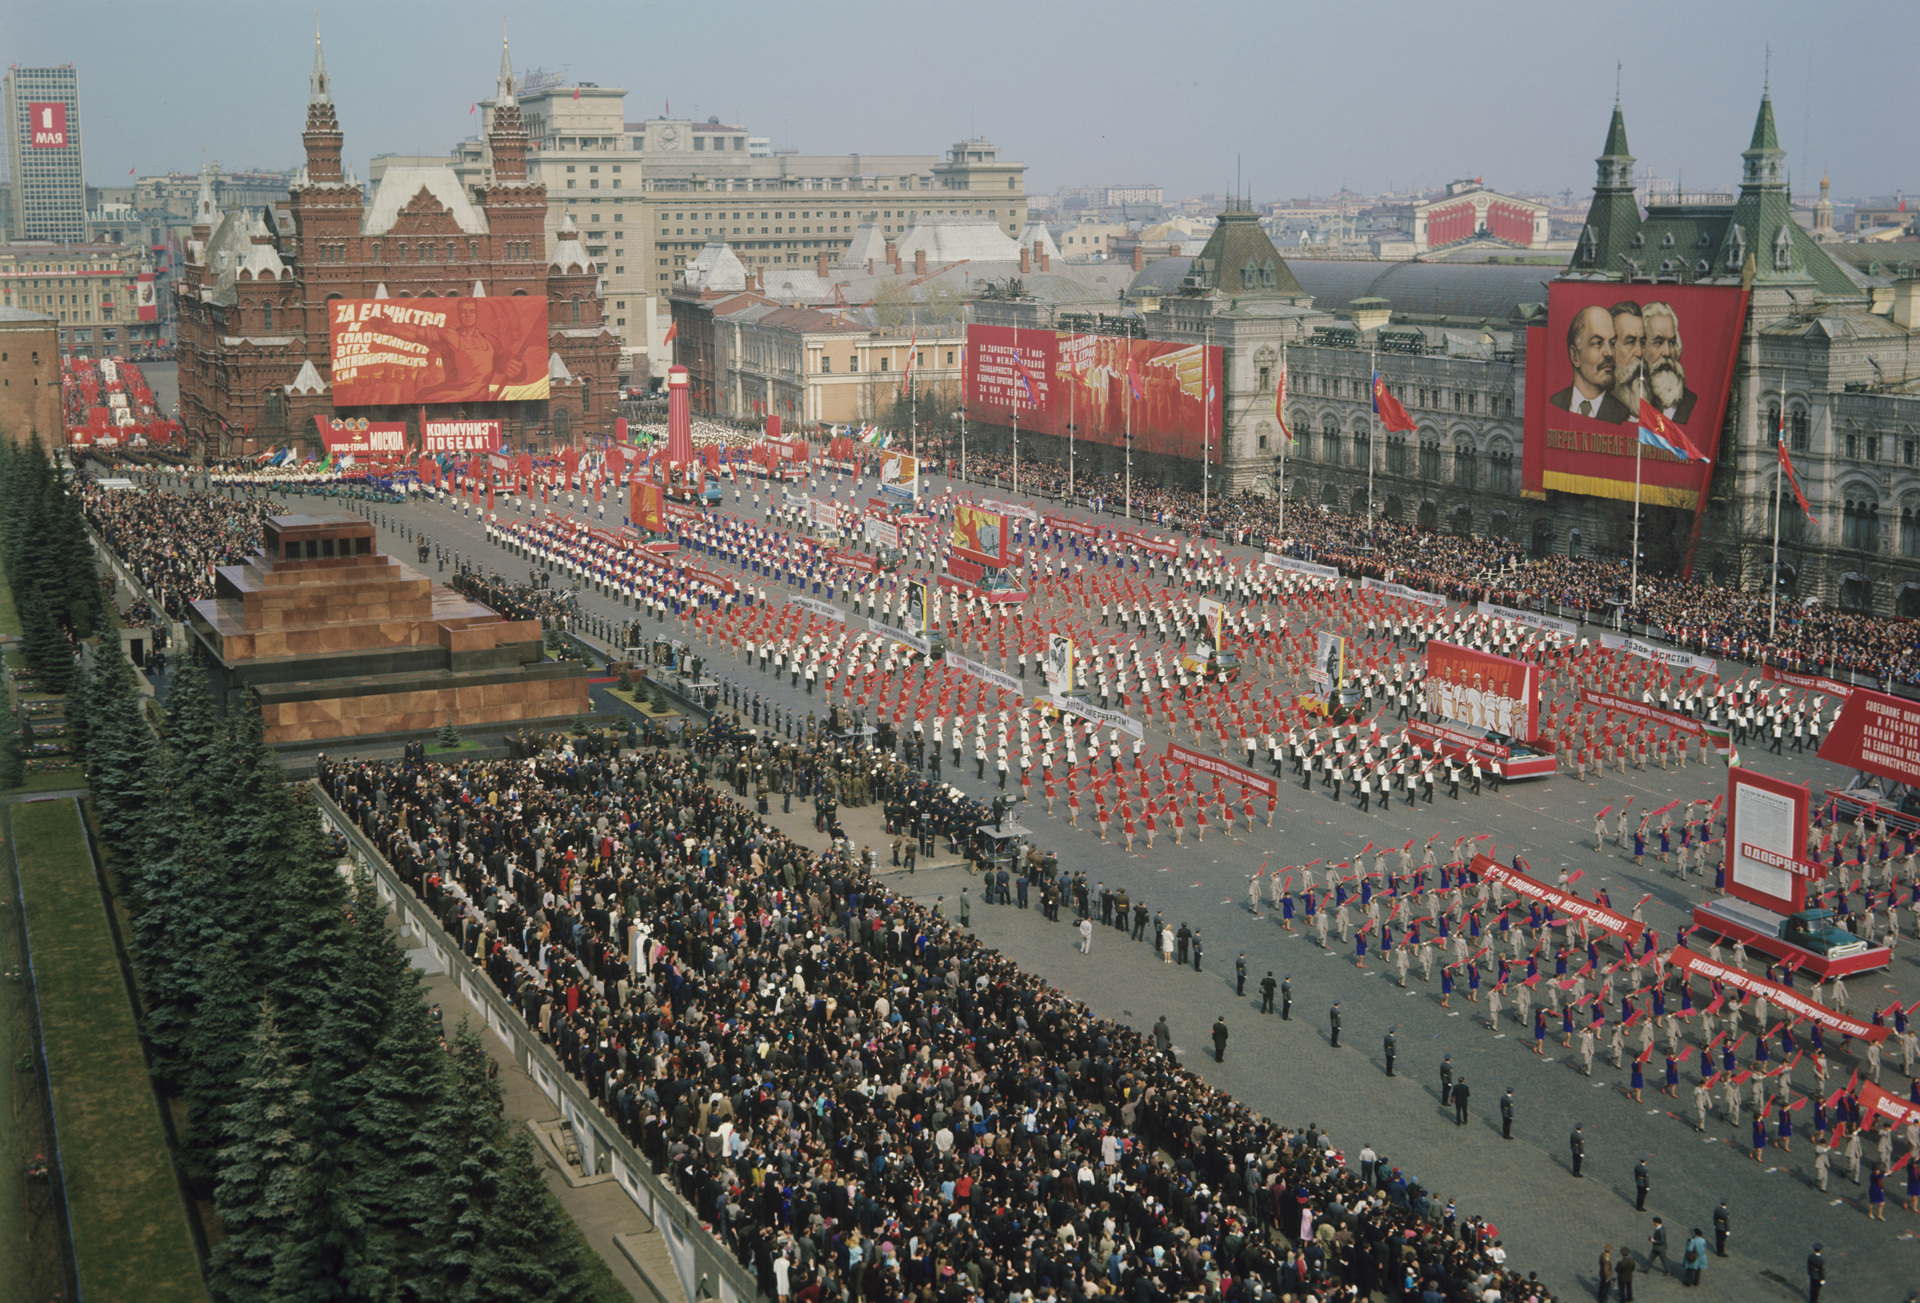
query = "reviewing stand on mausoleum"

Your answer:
(187, 513), (589, 745)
